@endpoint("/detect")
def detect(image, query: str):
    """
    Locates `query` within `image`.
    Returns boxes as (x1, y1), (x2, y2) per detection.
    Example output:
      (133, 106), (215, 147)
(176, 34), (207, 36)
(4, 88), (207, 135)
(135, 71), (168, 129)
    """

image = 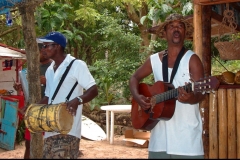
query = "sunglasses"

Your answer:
(41, 43), (58, 49)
